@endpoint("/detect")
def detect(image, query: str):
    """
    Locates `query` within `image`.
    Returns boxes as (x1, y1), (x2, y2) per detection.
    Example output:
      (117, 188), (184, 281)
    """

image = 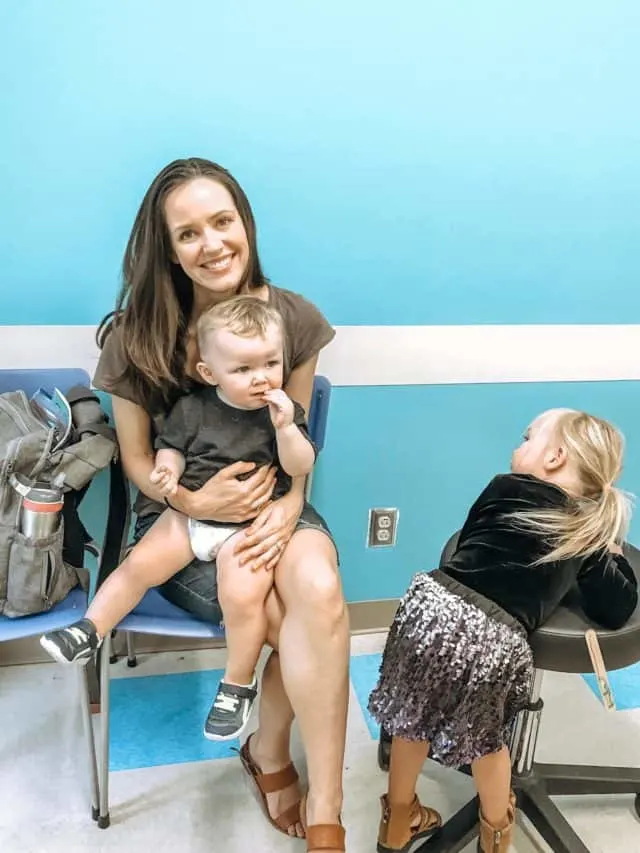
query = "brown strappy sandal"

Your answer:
(238, 734), (303, 837)
(377, 793), (441, 852)
(300, 792), (346, 851)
